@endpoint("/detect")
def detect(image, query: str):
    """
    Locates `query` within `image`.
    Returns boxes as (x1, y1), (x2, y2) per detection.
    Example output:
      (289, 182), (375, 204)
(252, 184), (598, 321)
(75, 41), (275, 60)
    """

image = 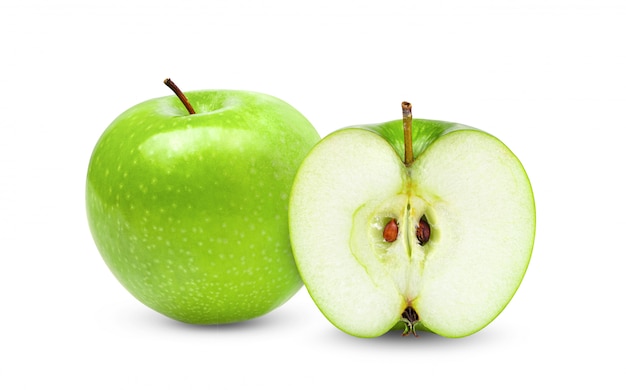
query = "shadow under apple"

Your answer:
(318, 323), (507, 349)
